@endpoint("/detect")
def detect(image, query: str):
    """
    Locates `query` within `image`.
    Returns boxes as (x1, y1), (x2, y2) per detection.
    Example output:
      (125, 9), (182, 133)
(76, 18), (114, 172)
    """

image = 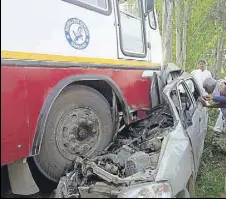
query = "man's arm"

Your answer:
(212, 95), (226, 103)
(198, 97), (226, 108)
(206, 103), (226, 108)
